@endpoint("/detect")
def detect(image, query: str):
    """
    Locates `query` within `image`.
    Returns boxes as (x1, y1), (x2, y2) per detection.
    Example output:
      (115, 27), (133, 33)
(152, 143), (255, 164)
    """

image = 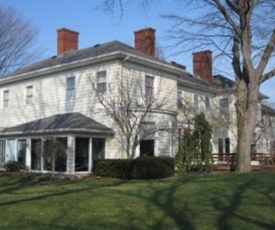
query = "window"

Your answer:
(75, 137), (90, 172)
(17, 139), (27, 163)
(3, 90), (9, 108)
(194, 94), (199, 109)
(225, 138), (230, 153)
(218, 138), (223, 154)
(145, 75), (154, 99)
(92, 138), (105, 160)
(177, 91), (183, 108)
(66, 77), (76, 101)
(0, 140), (6, 165)
(219, 98), (229, 115)
(205, 97), (210, 111)
(26, 86), (33, 105)
(96, 71), (107, 93)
